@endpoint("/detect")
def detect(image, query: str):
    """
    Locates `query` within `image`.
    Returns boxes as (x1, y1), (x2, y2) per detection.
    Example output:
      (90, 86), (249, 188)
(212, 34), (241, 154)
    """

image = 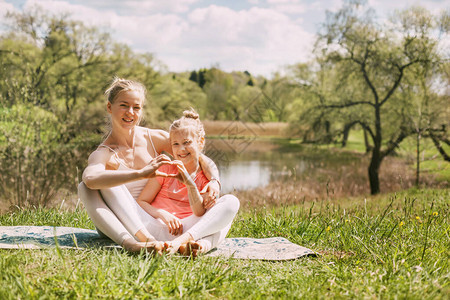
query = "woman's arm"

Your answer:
(151, 129), (173, 155)
(198, 154), (221, 198)
(82, 148), (173, 189)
